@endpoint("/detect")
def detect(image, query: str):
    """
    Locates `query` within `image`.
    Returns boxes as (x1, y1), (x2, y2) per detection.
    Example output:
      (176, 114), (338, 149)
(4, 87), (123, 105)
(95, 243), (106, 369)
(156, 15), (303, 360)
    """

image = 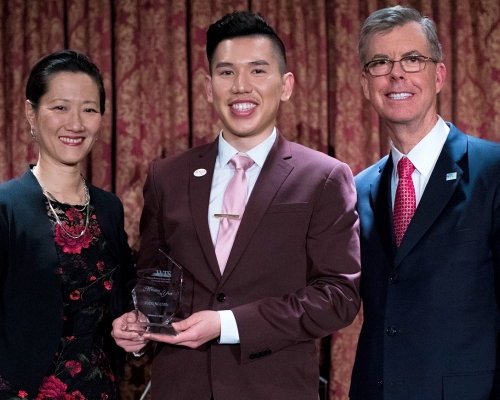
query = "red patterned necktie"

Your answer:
(215, 154), (255, 273)
(394, 157), (416, 247)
